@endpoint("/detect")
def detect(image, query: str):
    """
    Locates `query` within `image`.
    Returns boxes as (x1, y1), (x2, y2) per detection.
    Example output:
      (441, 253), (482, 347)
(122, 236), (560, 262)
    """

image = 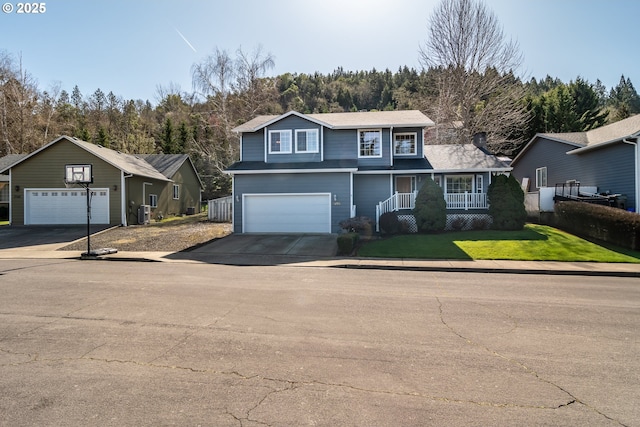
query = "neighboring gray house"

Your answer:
(226, 110), (512, 233)
(511, 114), (640, 212)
